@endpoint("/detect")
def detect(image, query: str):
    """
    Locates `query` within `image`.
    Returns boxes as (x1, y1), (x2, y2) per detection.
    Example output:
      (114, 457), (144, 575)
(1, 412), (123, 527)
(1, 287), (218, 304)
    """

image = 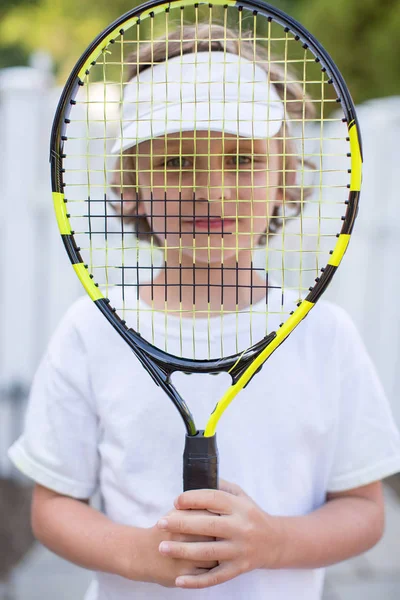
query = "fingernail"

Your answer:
(176, 577), (185, 587)
(157, 518), (168, 529)
(159, 542), (170, 553)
